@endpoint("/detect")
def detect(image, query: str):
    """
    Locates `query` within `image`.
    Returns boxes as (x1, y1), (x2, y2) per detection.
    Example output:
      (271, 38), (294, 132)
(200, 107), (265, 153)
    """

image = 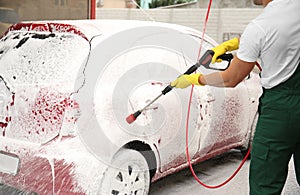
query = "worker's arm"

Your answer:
(199, 56), (256, 87)
(171, 56), (256, 88)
